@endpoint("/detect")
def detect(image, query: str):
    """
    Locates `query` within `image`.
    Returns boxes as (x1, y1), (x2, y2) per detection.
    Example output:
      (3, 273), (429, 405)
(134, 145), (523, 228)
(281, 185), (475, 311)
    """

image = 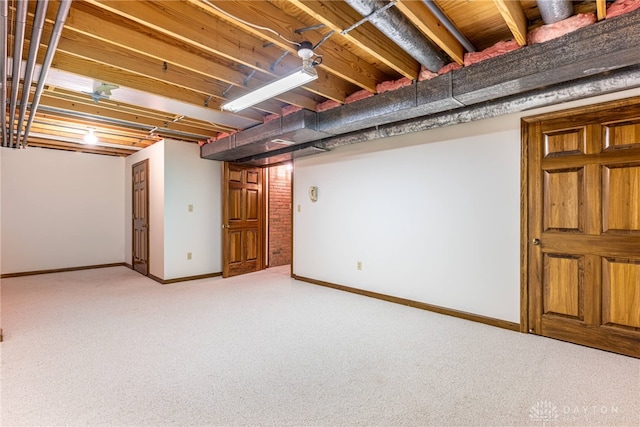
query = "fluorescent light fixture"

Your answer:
(221, 65), (317, 113)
